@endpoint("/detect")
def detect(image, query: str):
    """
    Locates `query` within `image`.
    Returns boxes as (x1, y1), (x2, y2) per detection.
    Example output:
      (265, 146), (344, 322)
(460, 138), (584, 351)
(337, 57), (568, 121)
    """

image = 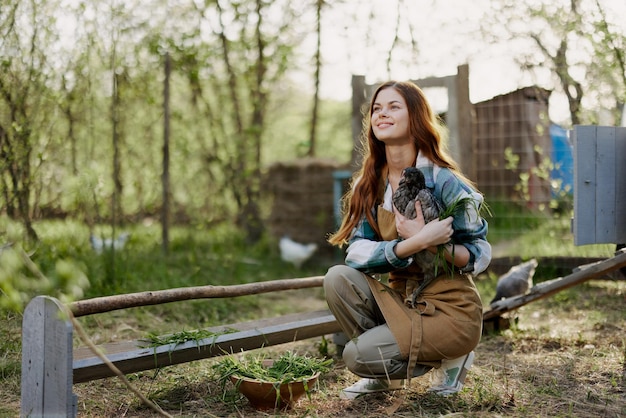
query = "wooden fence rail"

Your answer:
(20, 277), (338, 417)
